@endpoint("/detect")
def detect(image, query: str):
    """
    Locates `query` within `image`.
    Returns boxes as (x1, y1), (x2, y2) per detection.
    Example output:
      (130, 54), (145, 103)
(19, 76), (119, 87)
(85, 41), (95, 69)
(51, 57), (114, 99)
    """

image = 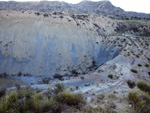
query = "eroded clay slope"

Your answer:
(0, 11), (124, 77)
